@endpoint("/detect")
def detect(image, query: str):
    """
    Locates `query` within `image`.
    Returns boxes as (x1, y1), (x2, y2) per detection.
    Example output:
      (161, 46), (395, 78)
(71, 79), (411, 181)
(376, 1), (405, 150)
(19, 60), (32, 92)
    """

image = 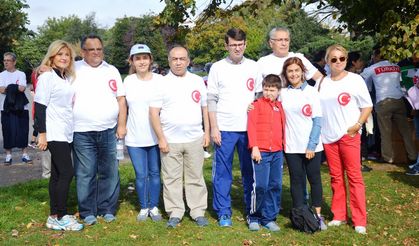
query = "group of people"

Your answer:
(2, 25), (416, 235)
